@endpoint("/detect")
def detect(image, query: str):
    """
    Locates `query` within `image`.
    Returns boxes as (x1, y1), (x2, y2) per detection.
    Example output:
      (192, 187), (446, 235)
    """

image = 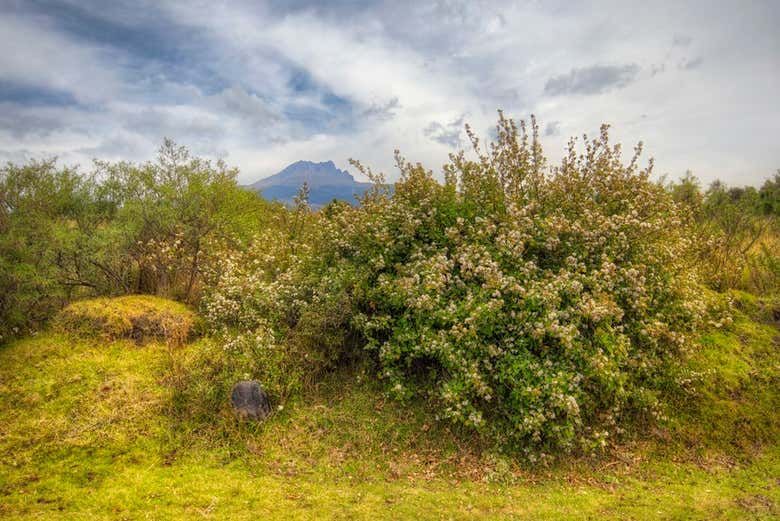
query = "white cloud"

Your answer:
(0, 16), (122, 104)
(0, 0), (777, 186)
